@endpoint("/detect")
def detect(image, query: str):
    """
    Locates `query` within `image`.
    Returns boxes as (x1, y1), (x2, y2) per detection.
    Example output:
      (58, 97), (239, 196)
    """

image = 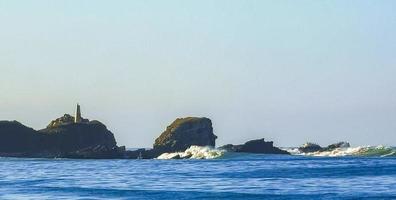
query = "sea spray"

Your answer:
(157, 146), (225, 159)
